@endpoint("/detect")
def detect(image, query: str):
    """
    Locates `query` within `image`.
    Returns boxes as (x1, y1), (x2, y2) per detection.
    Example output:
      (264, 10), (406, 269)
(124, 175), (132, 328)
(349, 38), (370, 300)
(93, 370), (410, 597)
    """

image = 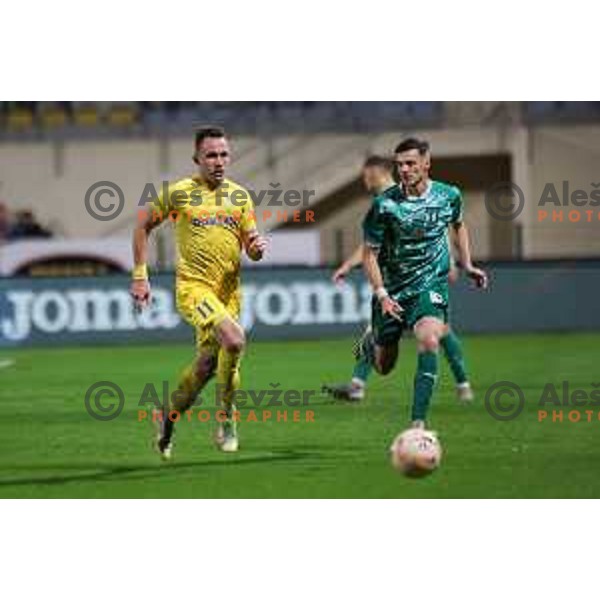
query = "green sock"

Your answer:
(440, 331), (468, 385)
(352, 356), (373, 384)
(412, 351), (439, 422)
